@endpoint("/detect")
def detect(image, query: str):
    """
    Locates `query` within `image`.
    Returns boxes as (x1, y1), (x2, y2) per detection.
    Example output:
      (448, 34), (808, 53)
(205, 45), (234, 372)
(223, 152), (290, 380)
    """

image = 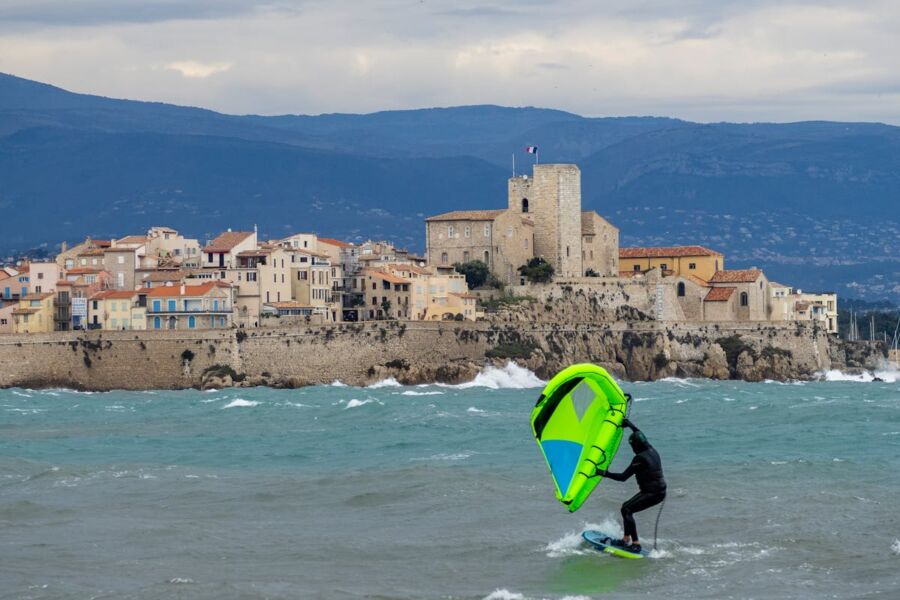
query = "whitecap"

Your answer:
(891, 539), (900, 555)
(11, 390), (33, 398)
(659, 377), (701, 387)
(445, 362), (545, 390)
(346, 398), (377, 408)
(400, 390), (444, 396)
(483, 591), (525, 600)
(330, 380), (348, 387)
(411, 451), (473, 462)
(168, 578), (195, 584)
(467, 407), (486, 413)
(223, 399), (258, 408)
(819, 369), (899, 383)
(367, 377), (401, 389)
